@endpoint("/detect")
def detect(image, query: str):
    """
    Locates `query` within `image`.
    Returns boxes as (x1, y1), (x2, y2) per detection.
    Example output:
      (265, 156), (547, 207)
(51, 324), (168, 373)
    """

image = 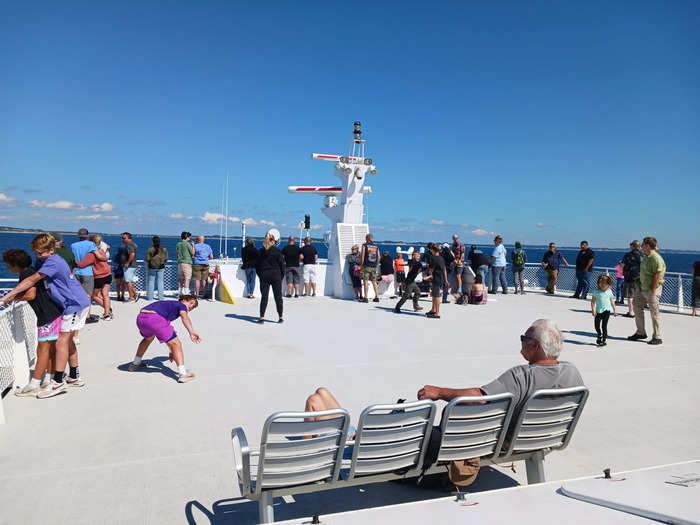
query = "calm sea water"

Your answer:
(0, 231), (698, 280)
